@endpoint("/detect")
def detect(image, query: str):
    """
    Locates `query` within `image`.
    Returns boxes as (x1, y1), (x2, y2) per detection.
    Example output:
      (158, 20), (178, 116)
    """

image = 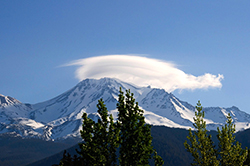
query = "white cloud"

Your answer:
(65, 55), (224, 92)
